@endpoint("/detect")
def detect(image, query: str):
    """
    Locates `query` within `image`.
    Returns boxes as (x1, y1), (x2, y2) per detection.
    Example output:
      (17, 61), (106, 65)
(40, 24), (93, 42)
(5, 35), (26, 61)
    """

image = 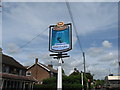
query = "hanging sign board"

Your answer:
(49, 22), (72, 53)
